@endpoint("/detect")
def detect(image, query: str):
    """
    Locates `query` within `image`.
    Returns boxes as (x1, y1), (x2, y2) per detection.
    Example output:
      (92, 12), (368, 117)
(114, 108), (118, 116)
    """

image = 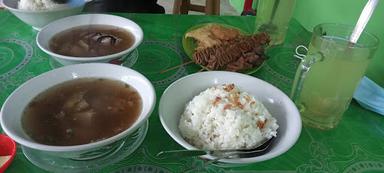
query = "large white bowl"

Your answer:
(36, 13), (144, 66)
(159, 71), (302, 164)
(1, 0), (85, 30)
(0, 63), (156, 159)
